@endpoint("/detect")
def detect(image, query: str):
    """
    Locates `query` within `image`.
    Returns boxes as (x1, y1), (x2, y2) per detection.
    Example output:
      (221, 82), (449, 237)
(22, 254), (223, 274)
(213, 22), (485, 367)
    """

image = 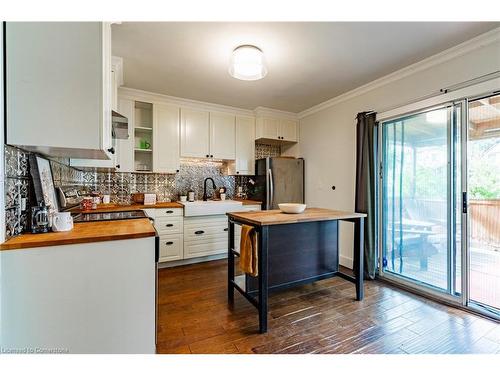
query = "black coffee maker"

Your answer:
(31, 201), (51, 233)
